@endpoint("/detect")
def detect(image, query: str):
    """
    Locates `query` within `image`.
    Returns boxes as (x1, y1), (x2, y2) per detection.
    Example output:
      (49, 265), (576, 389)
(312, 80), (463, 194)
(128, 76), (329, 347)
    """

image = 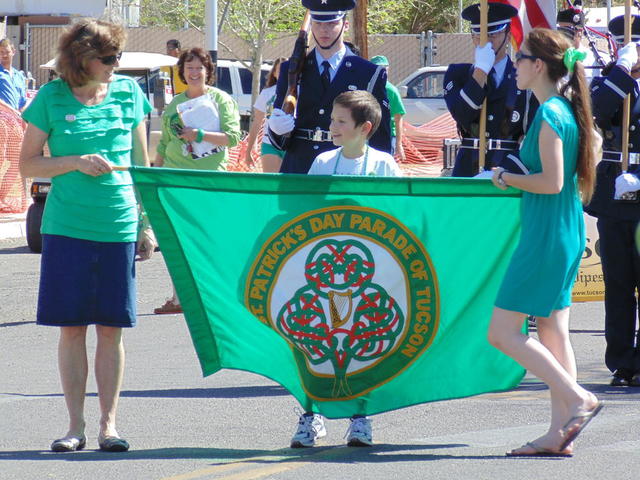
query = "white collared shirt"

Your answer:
(314, 45), (352, 82)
